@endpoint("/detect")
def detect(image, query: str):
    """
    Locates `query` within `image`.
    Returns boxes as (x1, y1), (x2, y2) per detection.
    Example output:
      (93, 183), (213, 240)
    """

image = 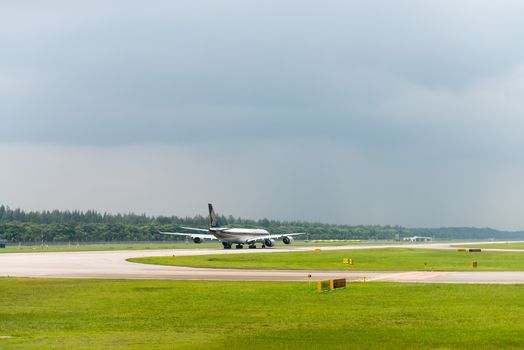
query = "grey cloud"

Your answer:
(2, 1), (524, 228)
(1, 141), (523, 230)
(2, 1), (524, 146)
